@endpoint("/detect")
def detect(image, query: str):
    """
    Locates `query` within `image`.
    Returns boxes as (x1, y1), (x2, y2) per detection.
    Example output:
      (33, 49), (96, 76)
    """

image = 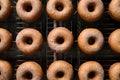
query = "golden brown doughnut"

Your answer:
(16, 28), (43, 55)
(77, 0), (104, 22)
(0, 60), (12, 80)
(0, 28), (12, 53)
(47, 60), (74, 80)
(78, 61), (104, 80)
(47, 27), (74, 53)
(108, 29), (120, 54)
(16, 61), (43, 80)
(0, 0), (12, 21)
(16, 0), (42, 23)
(78, 28), (104, 54)
(46, 0), (73, 21)
(109, 62), (120, 80)
(109, 0), (120, 22)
